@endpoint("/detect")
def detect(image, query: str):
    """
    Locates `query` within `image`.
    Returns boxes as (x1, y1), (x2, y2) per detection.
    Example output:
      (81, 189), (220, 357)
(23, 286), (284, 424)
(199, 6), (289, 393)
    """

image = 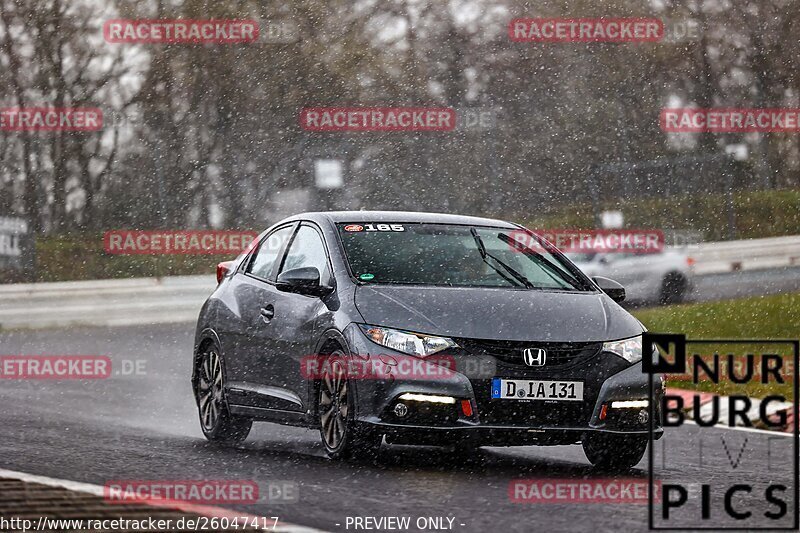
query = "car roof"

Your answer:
(282, 211), (520, 229)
